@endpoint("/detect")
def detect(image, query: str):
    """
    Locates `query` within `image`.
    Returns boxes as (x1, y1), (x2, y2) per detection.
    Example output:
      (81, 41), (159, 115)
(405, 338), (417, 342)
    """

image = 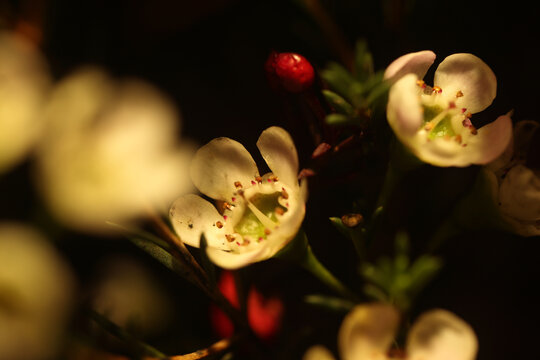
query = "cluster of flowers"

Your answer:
(1, 27), (538, 359)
